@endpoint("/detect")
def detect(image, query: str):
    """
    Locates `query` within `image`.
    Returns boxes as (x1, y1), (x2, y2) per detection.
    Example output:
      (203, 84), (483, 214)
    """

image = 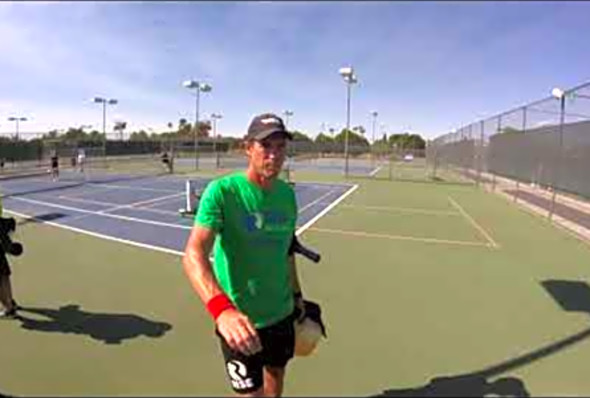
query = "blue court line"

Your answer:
(3, 176), (355, 256)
